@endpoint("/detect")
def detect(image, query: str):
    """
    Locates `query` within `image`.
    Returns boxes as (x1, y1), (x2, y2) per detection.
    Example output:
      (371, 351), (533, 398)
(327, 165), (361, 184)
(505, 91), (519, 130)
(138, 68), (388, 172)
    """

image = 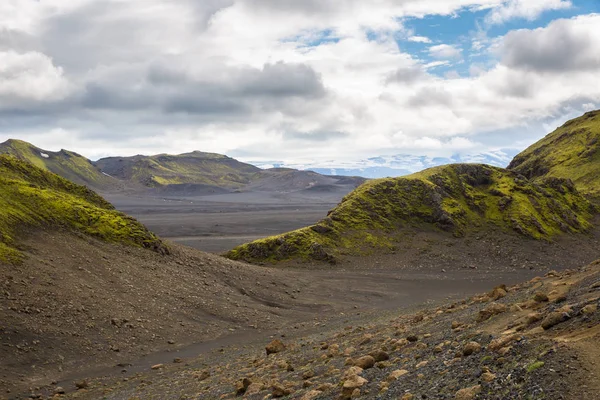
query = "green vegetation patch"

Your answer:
(509, 110), (600, 200)
(526, 361), (545, 373)
(0, 155), (167, 264)
(225, 164), (594, 264)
